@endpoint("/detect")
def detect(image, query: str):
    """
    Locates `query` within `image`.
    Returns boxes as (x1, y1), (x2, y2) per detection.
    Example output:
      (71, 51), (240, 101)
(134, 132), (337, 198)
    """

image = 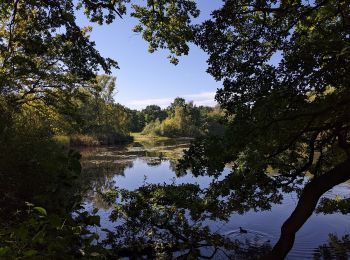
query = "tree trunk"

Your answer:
(262, 160), (350, 260)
